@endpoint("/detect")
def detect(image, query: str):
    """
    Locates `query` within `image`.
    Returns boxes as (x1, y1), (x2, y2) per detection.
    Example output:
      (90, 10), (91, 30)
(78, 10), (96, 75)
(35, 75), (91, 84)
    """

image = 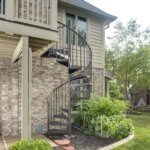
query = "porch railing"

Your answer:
(0, 0), (5, 16)
(0, 0), (57, 30)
